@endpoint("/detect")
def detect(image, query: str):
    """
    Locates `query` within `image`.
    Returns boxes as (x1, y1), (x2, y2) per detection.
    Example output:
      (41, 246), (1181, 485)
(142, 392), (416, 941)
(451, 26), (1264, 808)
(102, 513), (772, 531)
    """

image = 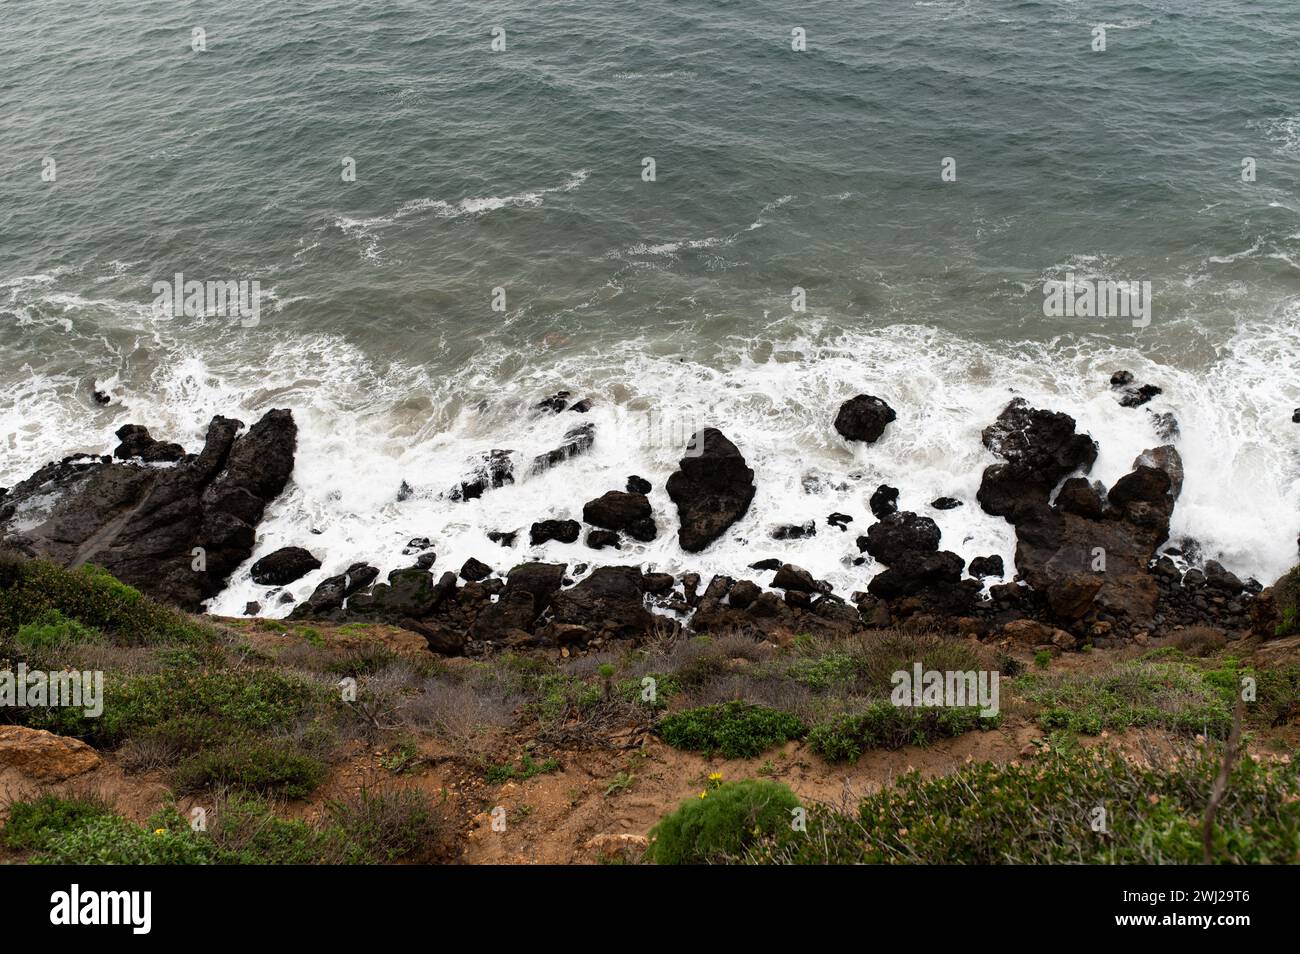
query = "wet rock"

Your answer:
(243, 601), (261, 616)
(1, 409), (296, 611)
(568, 398), (593, 413)
(931, 497), (962, 510)
(626, 475), (652, 494)
(728, 579), (762, 609)
(771, 563), (831, 594)
(1119, 384), (1162, 408)
(469, 562), (566, 640)
(772, 521), (815, 540)
(643, 572), (675, 595)
(749, 558), (781, 572)
(1151, 411), (1180, 441)
(404, 537), (432, 554)
(536, 390), (571, 414)
(968, 555), (1004, 578)
(1109, 370), (1135, 388)
(862, 512), (941, 564)
(528, 423), (595, 477)
(626, 517), (658, 542)
(867, 550), (964, 600)
(827, 512), (852, 530)
(460, 557), (492, 582)
(833, 394), (896, 443)
(487, 530), (517, 547)
(530, 519), (580, 546)
(250, 546), (321, 586)
(1133, 445), (1183, 499)
(869, 484), (899, 519)
(583, 491), (652, 532)
(665, 428), (755, 553)
(347, 567), (442, 620)
(414, 552), (437, 570)
(1203, 560), (1245, 594)
(112, 424), (185, 463)
(289, 562), (378, 620)
(977, 398), (1098, 519)
(585, 529), (620, 550)
(449, 449), (514, 502)
(549, 565), (652, 639)
(1055, 477), (1105, 519)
